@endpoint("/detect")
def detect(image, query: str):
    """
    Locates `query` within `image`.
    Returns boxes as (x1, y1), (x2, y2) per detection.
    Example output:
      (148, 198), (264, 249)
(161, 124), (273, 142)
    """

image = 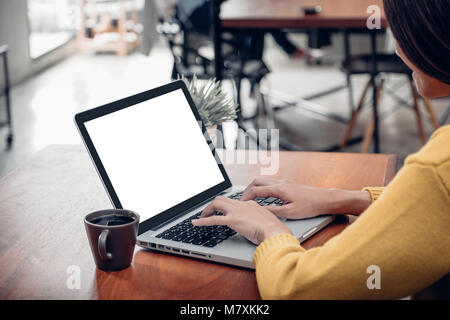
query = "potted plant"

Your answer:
(180, 76), (238, 146)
